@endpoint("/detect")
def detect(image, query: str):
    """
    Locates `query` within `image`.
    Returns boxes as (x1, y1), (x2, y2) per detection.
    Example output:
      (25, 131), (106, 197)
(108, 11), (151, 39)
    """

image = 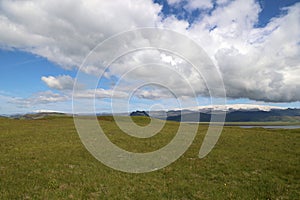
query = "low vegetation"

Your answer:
(0, 116), (299, 199)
